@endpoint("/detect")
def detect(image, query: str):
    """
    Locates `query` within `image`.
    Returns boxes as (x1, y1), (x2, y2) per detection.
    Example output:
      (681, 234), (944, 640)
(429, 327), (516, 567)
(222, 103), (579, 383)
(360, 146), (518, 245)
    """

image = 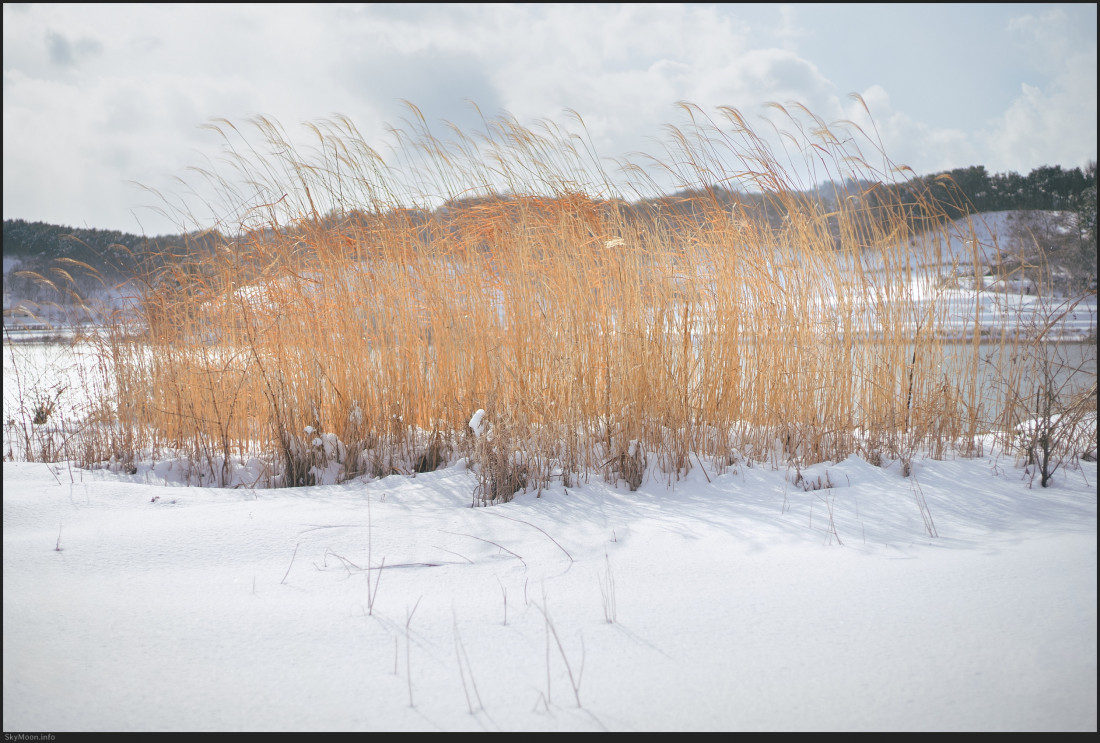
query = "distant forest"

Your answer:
(4, 161), (1096, 302)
